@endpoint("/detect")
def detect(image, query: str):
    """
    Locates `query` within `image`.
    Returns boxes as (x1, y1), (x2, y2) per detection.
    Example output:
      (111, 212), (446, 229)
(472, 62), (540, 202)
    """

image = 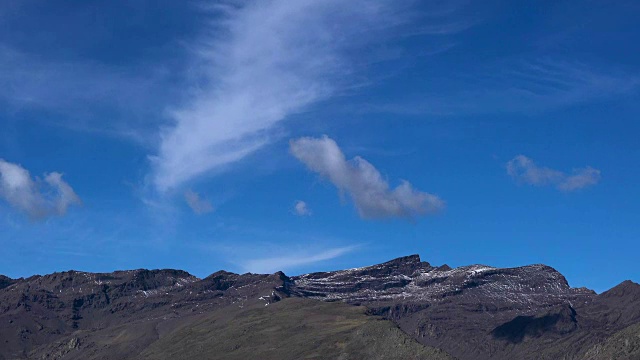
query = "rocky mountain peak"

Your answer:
(0, 275), (14, 290)
(205, 270), (237, 279)
(600, 280), (640, 298)
(378, 254), (432, 275)
(287, 256), (593, 307)
(382, 254), (423, 266)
